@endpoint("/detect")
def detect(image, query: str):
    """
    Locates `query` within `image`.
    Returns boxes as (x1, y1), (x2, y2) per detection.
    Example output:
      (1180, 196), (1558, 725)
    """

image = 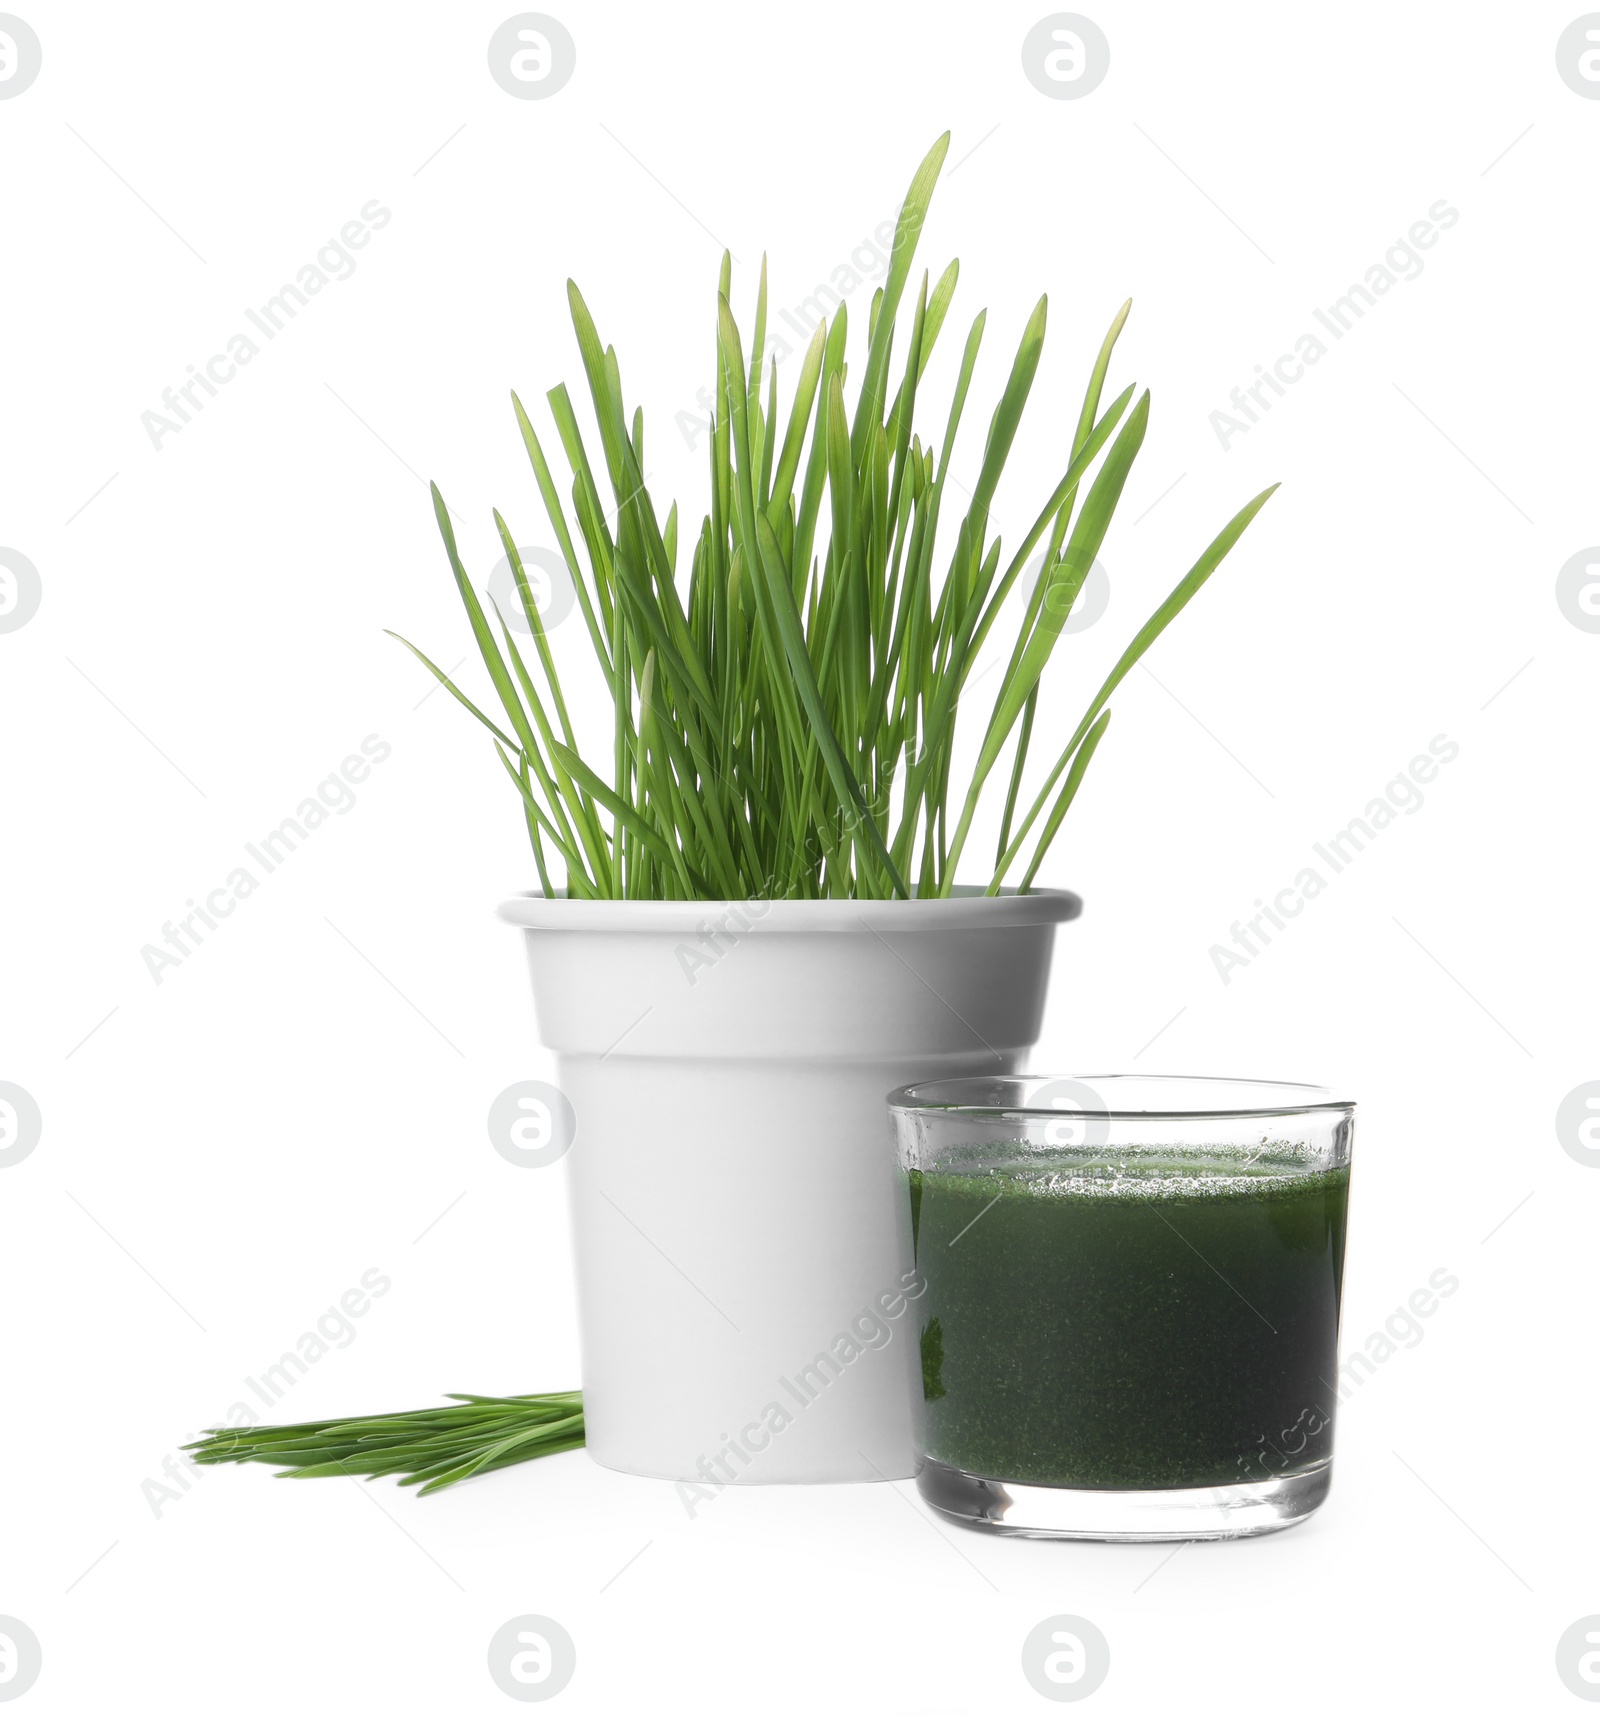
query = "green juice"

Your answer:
(908, 1149), (1350, 1490)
